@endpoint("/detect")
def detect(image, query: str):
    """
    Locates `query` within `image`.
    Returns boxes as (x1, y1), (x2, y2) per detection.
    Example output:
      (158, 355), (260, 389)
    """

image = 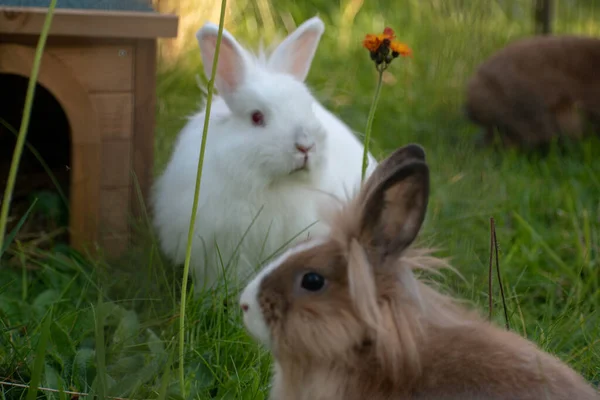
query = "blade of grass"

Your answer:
(178, 0), (228, 395)
(218, 205), (265, 284)
(491, 217), (510, 330)
(93, 293), (107, 400)
(25, 306), (53, 400)
(17, 241), (28, 301)
(488, 217), (494, 321)
(512, 211), (575, 279)
(564, 193), (585, 267)
(58, 383), (67, 400)
(0, 0), (58, 251)
(0, 198), (37, 258)
(156, 341), (175, 400)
